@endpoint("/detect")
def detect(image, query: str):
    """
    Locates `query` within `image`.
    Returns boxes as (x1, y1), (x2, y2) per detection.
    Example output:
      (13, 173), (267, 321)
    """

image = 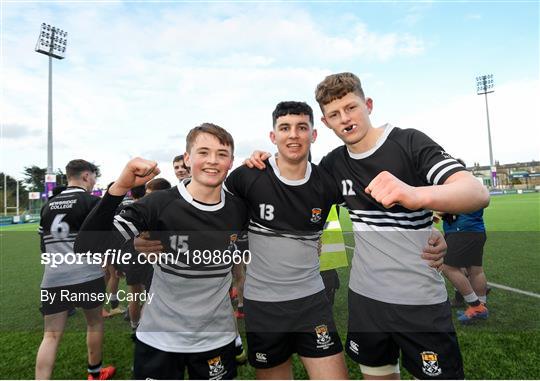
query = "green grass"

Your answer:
(0, 193), (539, 379)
